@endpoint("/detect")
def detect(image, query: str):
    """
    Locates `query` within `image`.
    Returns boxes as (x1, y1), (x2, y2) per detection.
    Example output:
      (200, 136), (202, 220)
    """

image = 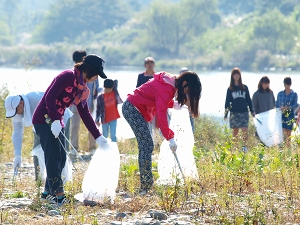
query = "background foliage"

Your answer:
(1, 0), (300, 70)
